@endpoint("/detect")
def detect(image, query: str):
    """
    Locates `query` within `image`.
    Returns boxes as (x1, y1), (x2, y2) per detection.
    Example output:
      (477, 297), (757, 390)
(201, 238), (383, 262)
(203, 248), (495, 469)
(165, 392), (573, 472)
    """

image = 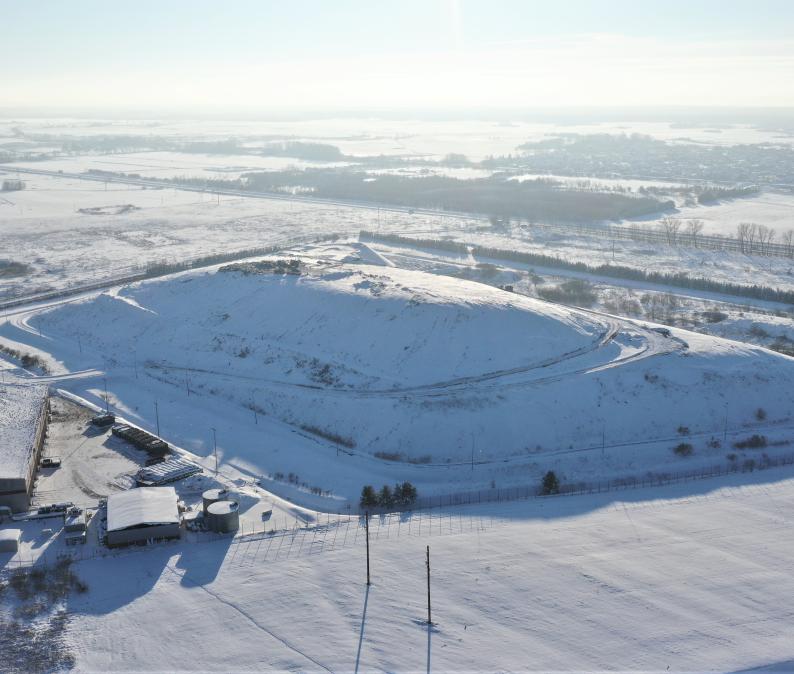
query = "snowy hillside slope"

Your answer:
(24, 243), (794, 498)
